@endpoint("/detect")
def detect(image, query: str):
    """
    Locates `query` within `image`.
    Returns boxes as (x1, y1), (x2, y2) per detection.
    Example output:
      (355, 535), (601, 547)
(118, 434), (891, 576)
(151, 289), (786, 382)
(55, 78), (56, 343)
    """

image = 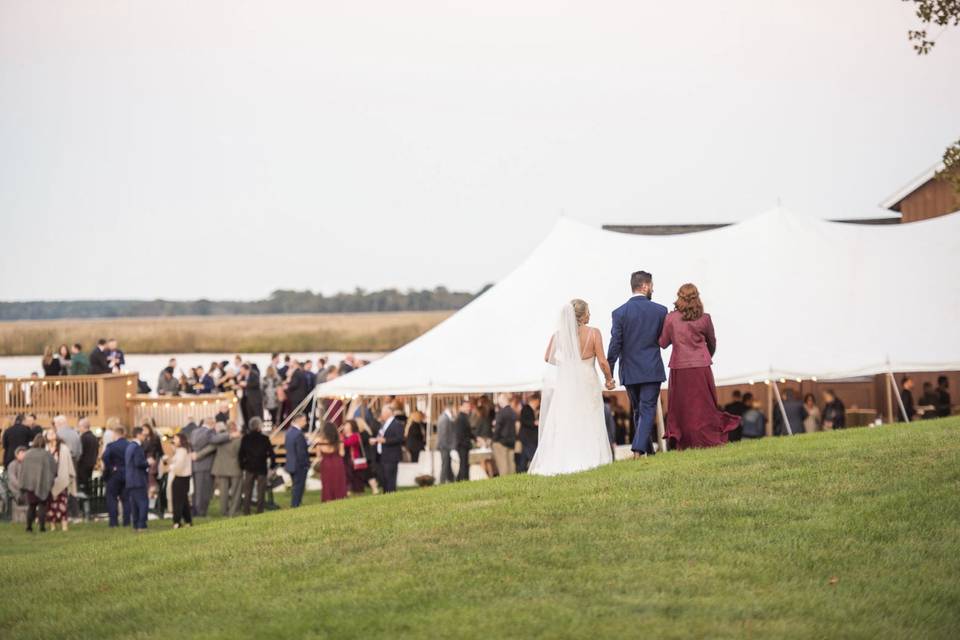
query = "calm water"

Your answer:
(0, 351), (383, 392)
